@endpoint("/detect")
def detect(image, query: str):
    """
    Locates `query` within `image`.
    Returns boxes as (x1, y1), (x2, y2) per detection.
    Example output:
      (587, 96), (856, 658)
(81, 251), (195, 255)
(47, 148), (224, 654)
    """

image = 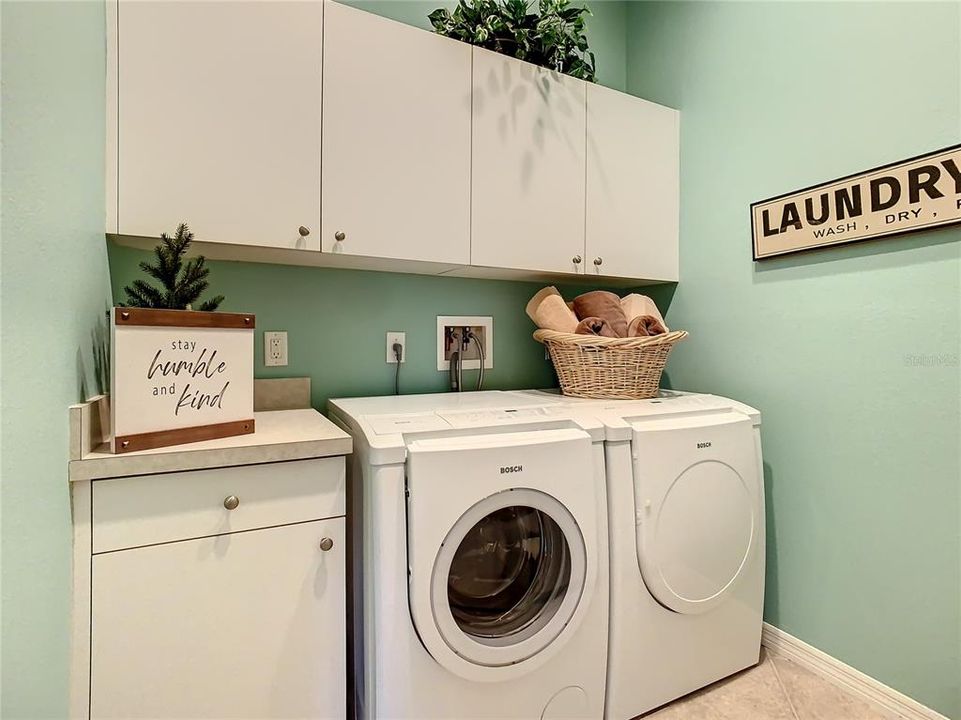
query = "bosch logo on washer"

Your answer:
(500, 465), (524, 474)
